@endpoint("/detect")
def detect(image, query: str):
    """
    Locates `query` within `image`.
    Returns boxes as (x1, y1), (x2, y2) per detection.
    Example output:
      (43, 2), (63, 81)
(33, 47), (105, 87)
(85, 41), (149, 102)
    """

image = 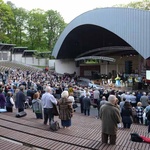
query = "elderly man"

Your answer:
(100, 95), (121, 145)
(41, 86), (57, 125)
